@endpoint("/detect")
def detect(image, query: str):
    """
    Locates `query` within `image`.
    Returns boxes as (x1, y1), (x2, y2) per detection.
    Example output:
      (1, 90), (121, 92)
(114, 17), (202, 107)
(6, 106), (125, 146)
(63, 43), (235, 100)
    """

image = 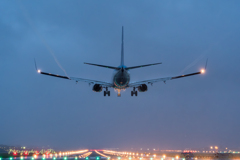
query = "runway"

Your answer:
(0, 150), (238, 160)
